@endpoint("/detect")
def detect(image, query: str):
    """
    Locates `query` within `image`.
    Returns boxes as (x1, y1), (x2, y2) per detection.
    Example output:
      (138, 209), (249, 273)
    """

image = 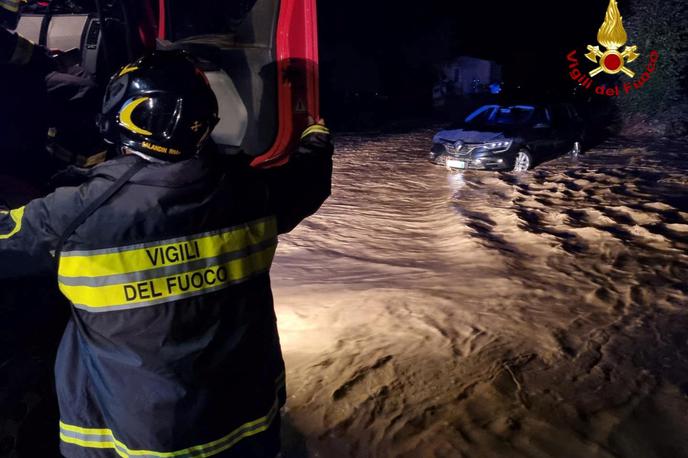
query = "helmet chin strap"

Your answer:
(122, 146), (167, 164)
